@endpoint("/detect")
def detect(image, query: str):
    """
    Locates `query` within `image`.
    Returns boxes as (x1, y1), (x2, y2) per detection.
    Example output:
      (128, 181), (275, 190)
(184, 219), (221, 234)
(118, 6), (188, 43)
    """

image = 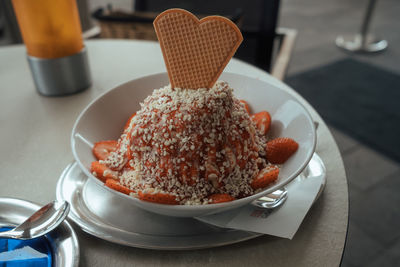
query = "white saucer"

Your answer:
(56, 153), (326, 250)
